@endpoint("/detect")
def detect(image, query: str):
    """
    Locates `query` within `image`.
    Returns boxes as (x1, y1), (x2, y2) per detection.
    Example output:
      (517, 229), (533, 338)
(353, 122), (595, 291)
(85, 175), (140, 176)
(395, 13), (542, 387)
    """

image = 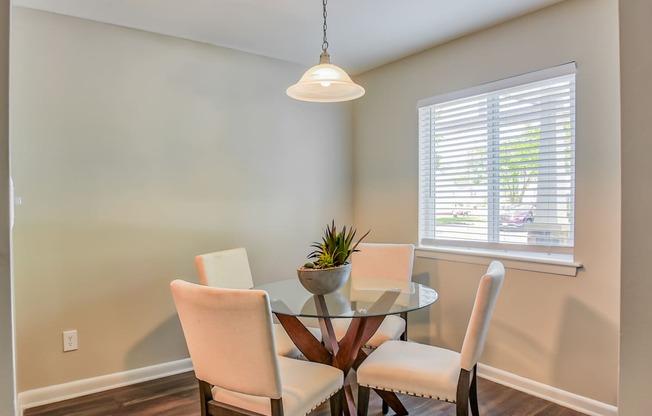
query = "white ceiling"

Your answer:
(12, 0), (566, 74)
